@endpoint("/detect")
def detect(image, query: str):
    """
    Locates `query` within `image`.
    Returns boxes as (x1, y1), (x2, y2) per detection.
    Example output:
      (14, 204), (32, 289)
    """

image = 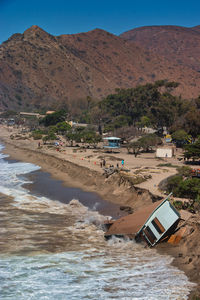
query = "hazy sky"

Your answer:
(1, 0), (200, 43)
